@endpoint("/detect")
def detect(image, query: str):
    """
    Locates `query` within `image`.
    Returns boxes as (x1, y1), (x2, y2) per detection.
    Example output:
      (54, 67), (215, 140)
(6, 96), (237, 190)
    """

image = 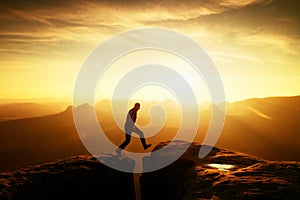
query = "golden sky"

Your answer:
(0, 0), (299, 102)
